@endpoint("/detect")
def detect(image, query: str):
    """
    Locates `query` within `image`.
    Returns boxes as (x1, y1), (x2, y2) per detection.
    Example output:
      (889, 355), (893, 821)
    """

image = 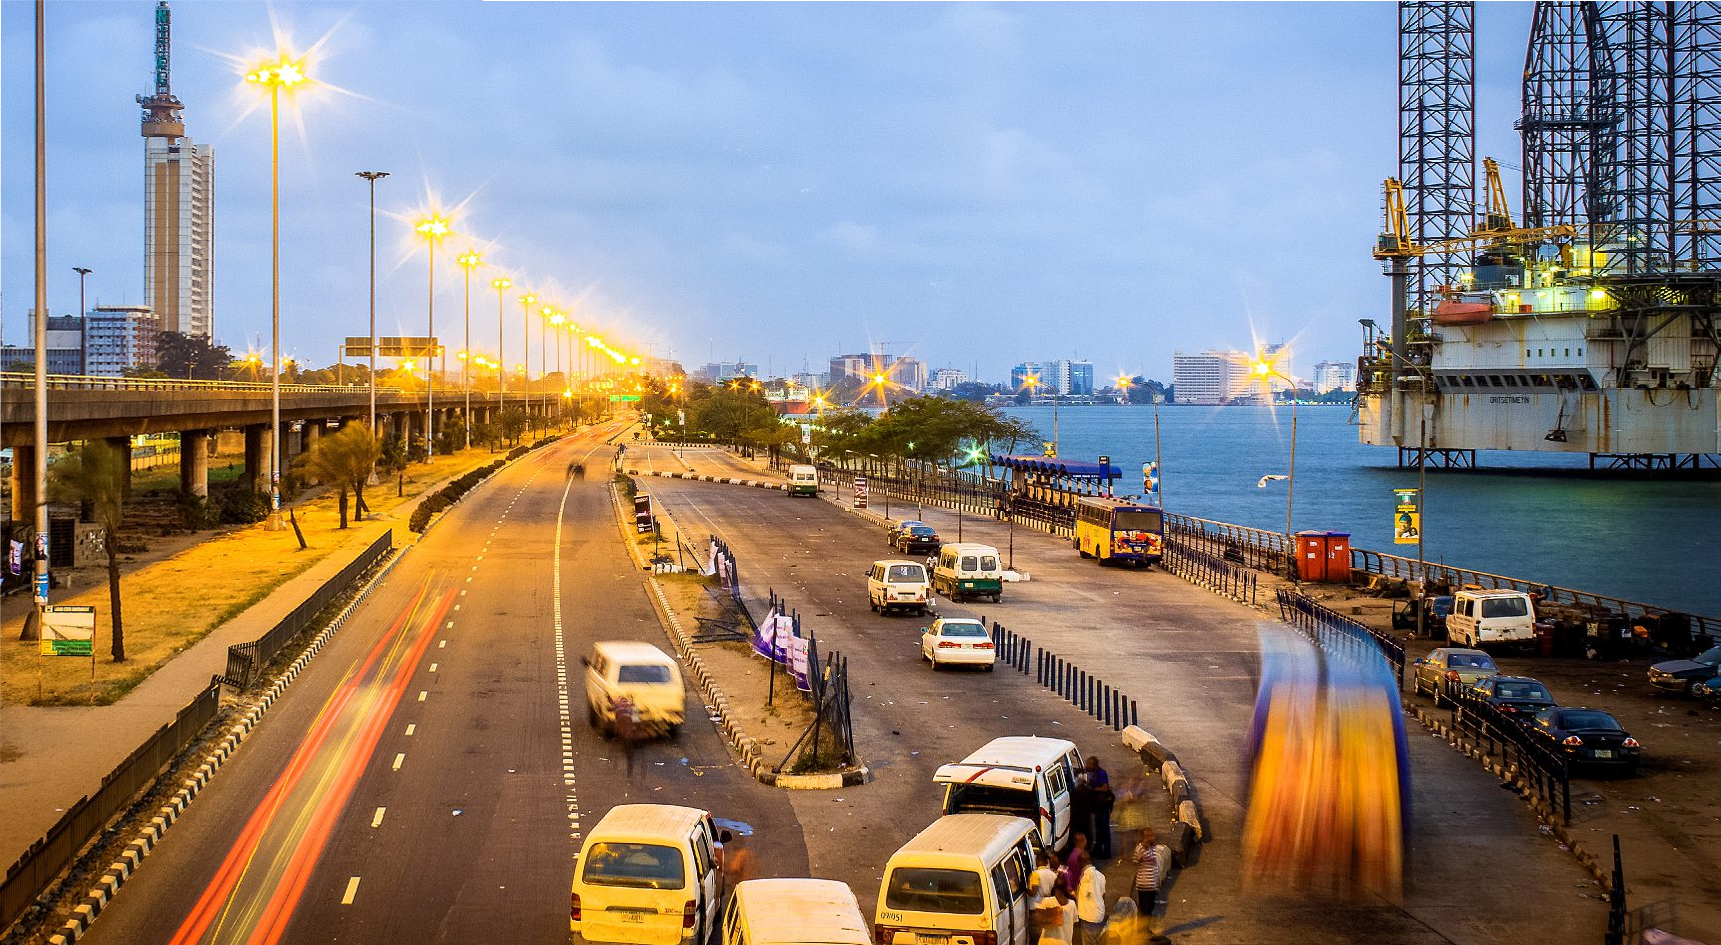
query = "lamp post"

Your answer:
(1251, 357), (1298, 578)
(518, 291), (537, 428)
(245, 55), (307, 530)
(29, 0), (47, 638)
(549, 311), (566, 428)
(415, 213), (450, 459)
(491, 277), (511, 408)
(356, 171), (388, 434)
(457, 250), (482, 450)
(541, 305), (557, 430)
